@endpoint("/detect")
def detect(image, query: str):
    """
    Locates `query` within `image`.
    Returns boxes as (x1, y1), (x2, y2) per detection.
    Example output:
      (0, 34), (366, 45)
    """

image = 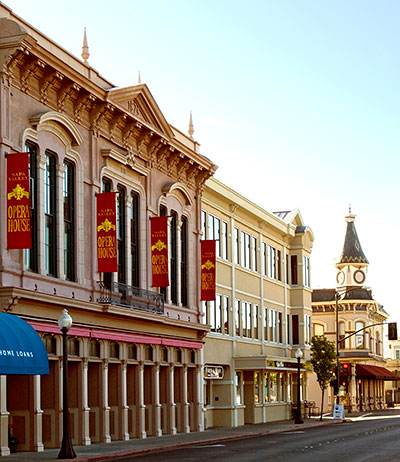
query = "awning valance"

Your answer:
(0, 313), (49, 375)
(356, 364), (400, 381)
